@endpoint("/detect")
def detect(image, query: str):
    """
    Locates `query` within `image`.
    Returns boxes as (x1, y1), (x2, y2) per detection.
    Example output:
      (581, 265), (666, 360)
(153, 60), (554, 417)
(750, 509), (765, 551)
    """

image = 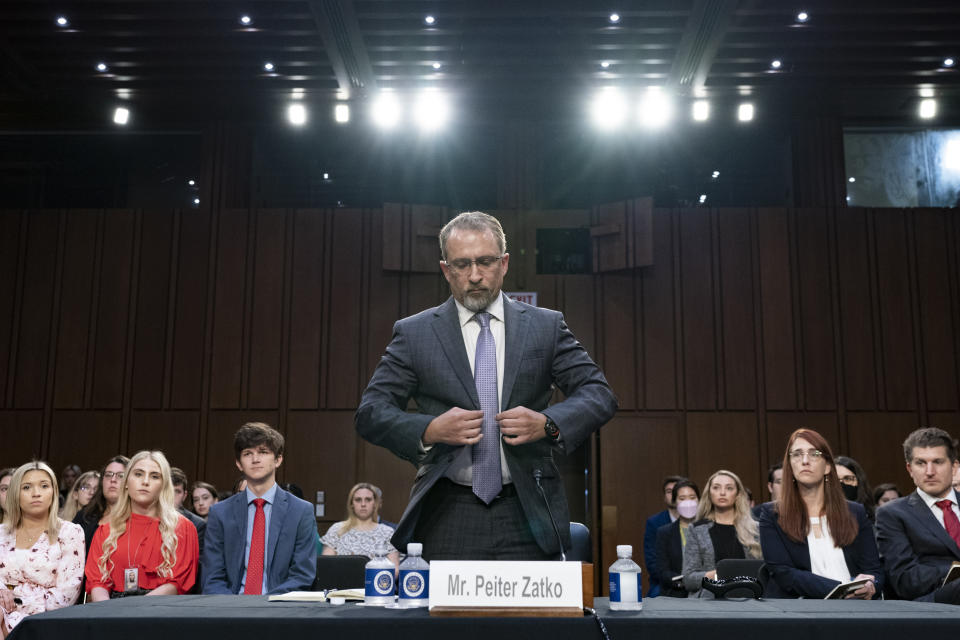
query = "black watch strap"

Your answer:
(544, 416), (560, 440)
